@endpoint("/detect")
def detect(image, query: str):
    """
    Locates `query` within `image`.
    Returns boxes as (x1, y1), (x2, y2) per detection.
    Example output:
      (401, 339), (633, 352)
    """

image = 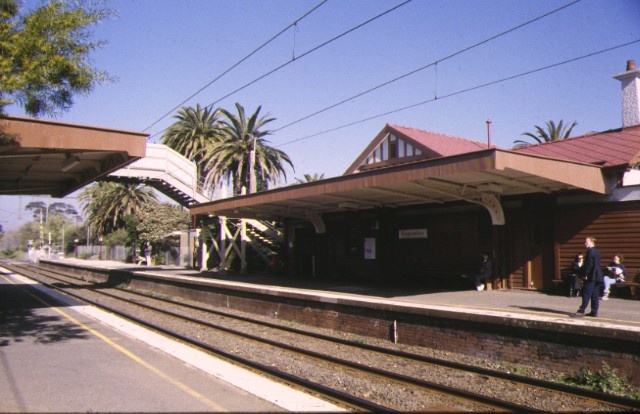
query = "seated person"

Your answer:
(473, 253), (492, 291)
(569, 254), (584, 297)
(602, 253), (626, 300)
